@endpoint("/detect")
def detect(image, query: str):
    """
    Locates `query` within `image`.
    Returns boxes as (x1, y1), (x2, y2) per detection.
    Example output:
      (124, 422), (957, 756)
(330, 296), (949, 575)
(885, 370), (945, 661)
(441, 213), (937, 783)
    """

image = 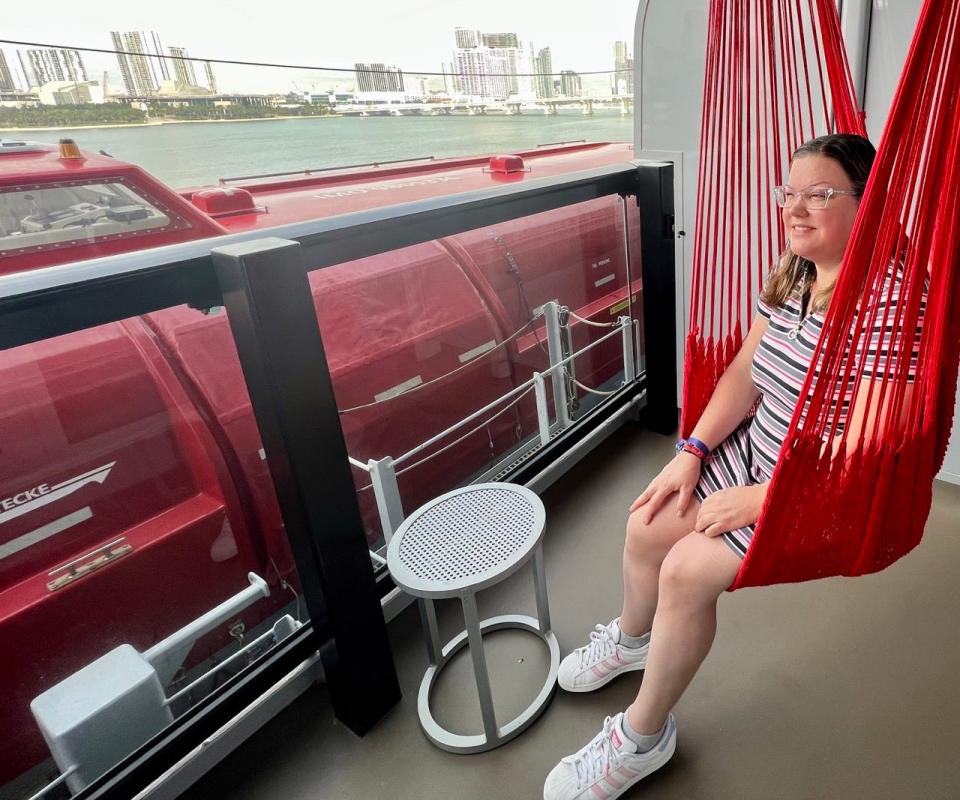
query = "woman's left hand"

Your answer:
(694, 483), (769, 537)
